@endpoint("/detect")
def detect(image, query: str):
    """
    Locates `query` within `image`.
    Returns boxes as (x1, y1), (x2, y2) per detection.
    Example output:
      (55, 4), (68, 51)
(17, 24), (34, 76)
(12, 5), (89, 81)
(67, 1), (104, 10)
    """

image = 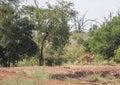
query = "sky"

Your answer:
(23, 0), (120, 26)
